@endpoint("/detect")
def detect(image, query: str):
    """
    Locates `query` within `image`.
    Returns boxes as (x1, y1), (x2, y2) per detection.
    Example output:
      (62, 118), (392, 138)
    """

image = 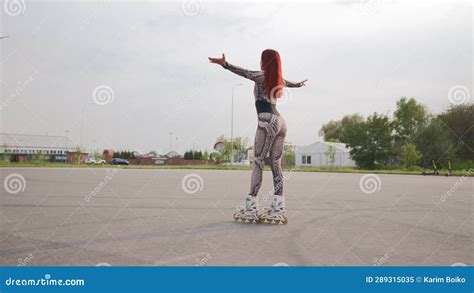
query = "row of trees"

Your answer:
(319, 98), (473, 169)
(113, 150), (136, 160)
(183, 150), (210, 161)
